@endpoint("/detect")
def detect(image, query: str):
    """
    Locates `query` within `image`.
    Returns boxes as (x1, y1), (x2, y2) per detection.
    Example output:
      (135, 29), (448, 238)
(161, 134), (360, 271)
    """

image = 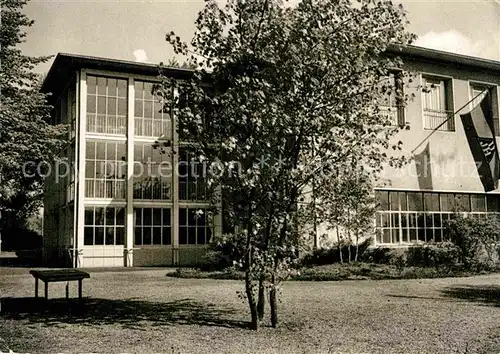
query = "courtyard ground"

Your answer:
(1, 267), (500, 353)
